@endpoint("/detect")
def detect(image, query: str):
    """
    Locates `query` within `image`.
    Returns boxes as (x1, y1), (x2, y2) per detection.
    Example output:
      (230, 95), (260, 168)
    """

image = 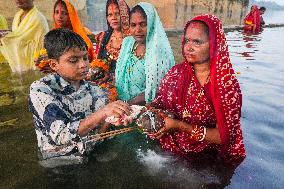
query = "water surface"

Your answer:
(0, 27), (284, 189)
